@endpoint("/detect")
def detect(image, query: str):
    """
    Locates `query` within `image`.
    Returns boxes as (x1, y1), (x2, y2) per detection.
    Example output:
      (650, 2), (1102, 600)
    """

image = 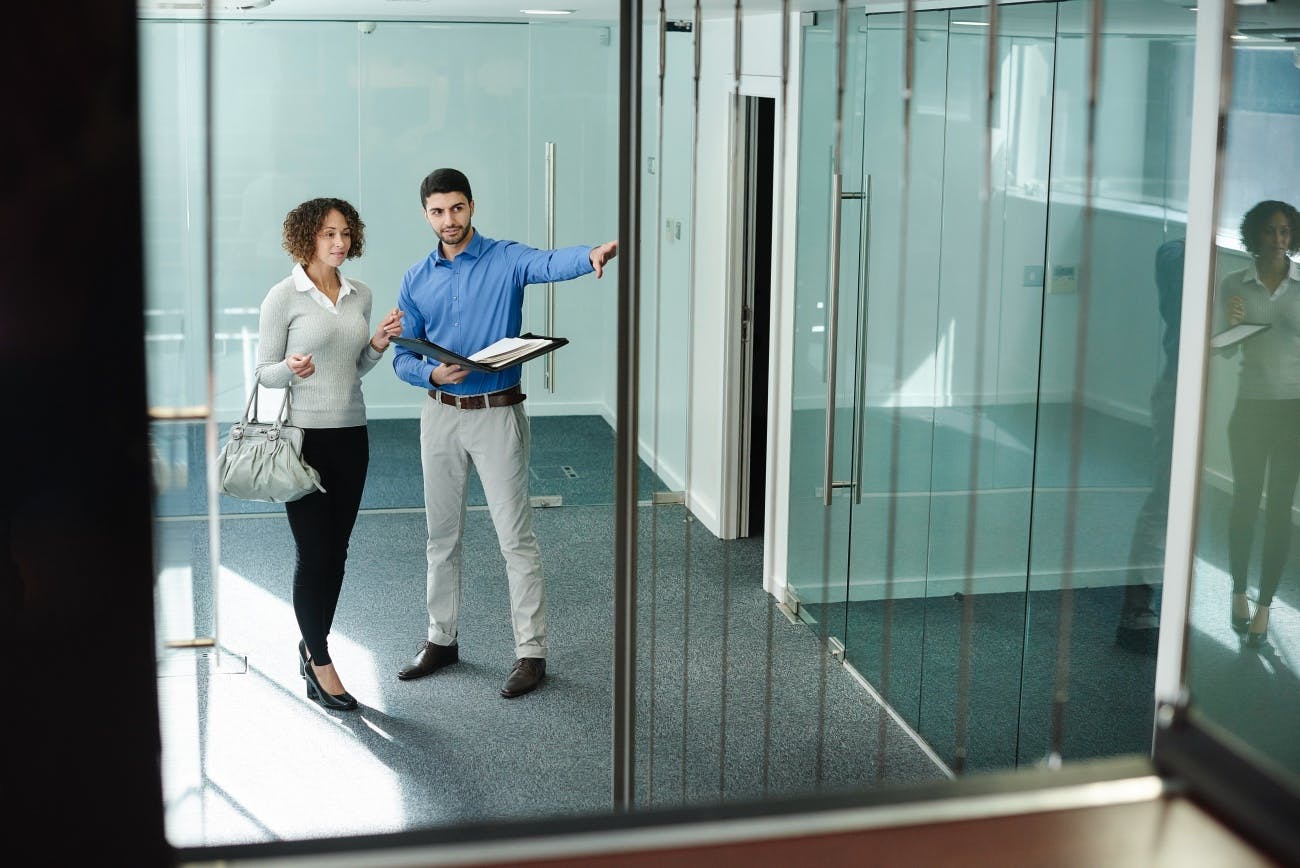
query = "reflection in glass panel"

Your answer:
(783, 0), (1204, 777)
(915, 2), (1055, 772)
(1189, 2), (1300, 777)
(1019, 0), (1193, 766)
